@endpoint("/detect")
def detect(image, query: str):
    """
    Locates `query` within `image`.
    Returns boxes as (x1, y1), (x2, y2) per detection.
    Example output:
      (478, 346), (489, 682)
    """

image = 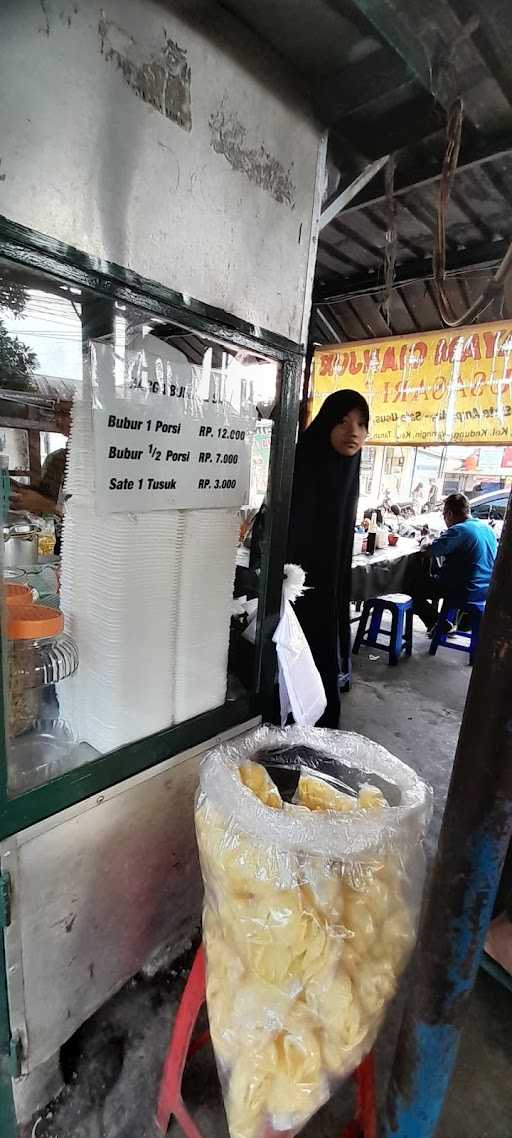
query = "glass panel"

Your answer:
(472, 500), (491, 518)
(489, 497), (509, 520)
(0, 259), (278, 796)
(359, 445), (376, 497)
